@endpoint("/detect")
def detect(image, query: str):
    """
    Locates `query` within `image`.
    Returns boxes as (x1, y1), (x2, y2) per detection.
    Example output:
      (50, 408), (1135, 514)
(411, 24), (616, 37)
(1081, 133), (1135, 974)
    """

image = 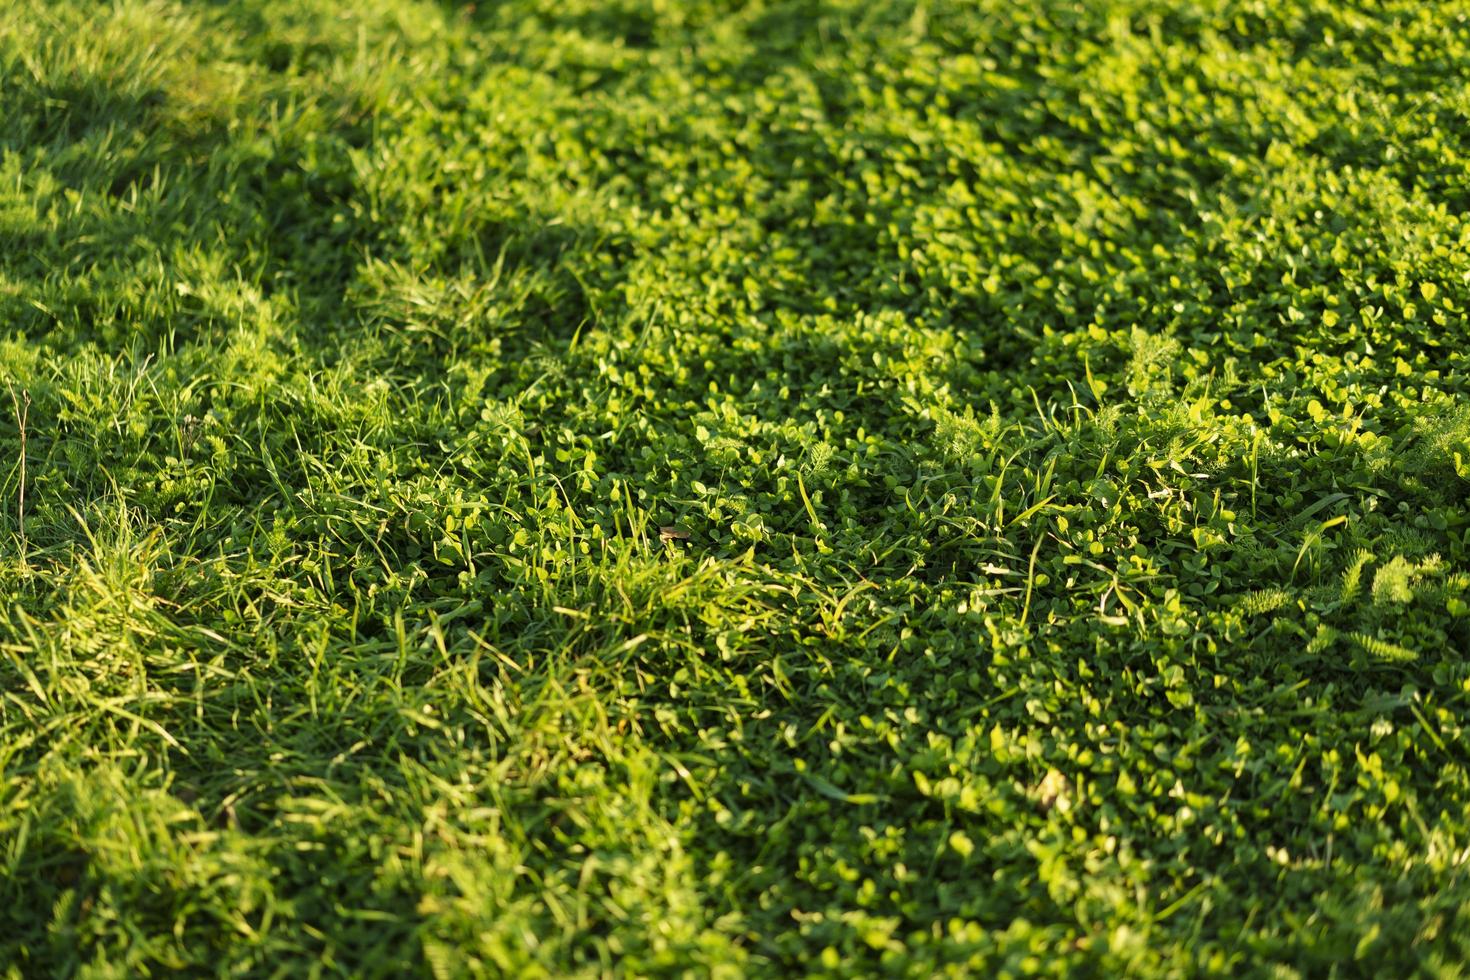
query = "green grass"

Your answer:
(4, 0), (1470, 974)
